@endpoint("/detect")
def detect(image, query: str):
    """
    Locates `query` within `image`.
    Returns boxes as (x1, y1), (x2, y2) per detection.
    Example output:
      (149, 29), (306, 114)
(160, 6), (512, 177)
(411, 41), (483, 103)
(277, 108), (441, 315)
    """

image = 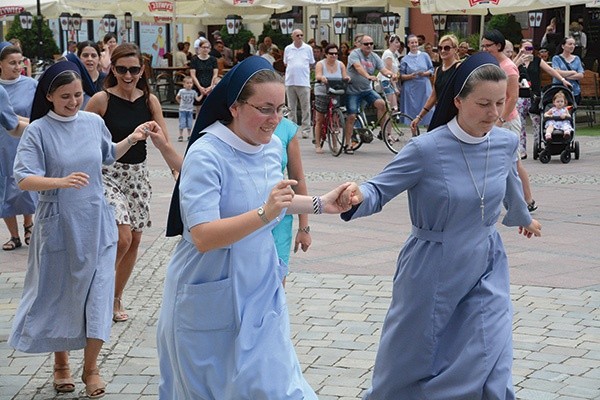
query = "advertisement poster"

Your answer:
(140, 22), (182, 67)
